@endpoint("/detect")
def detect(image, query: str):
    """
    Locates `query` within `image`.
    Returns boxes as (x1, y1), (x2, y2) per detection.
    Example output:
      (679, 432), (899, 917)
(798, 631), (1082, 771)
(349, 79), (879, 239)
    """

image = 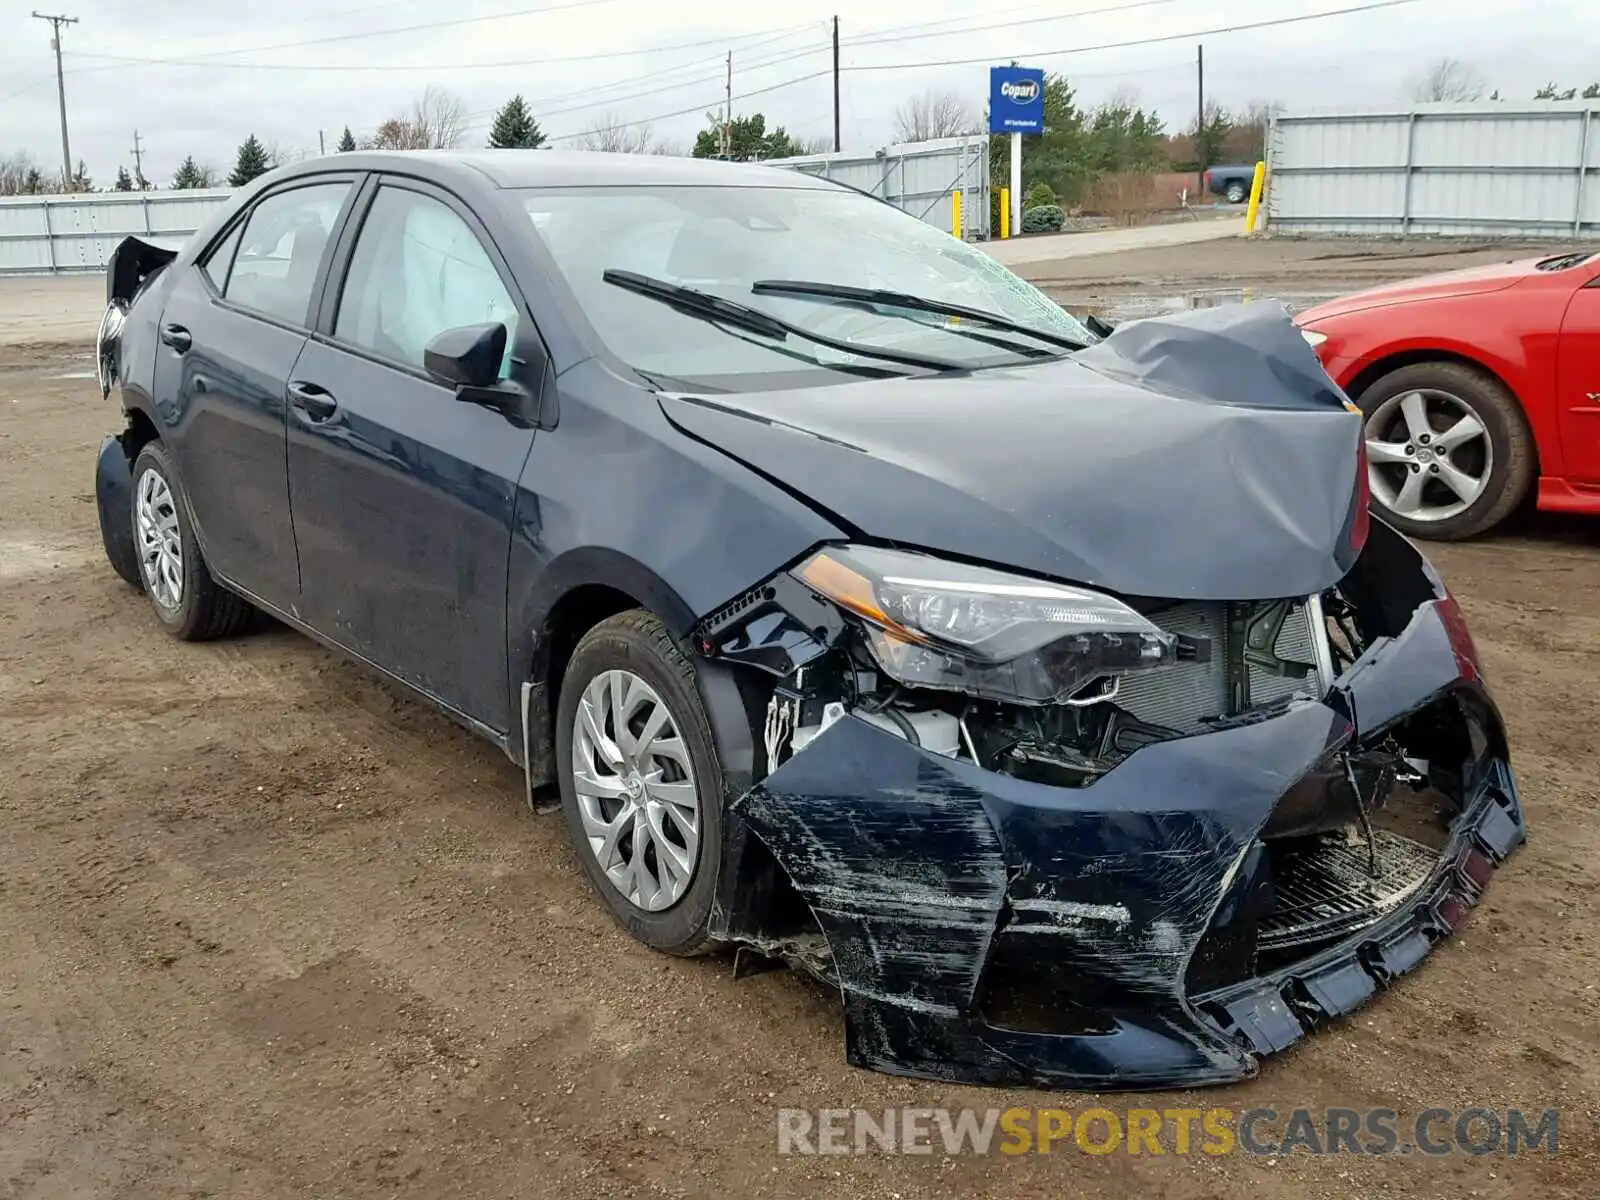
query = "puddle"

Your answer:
(1060, 289), (1345, 323)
